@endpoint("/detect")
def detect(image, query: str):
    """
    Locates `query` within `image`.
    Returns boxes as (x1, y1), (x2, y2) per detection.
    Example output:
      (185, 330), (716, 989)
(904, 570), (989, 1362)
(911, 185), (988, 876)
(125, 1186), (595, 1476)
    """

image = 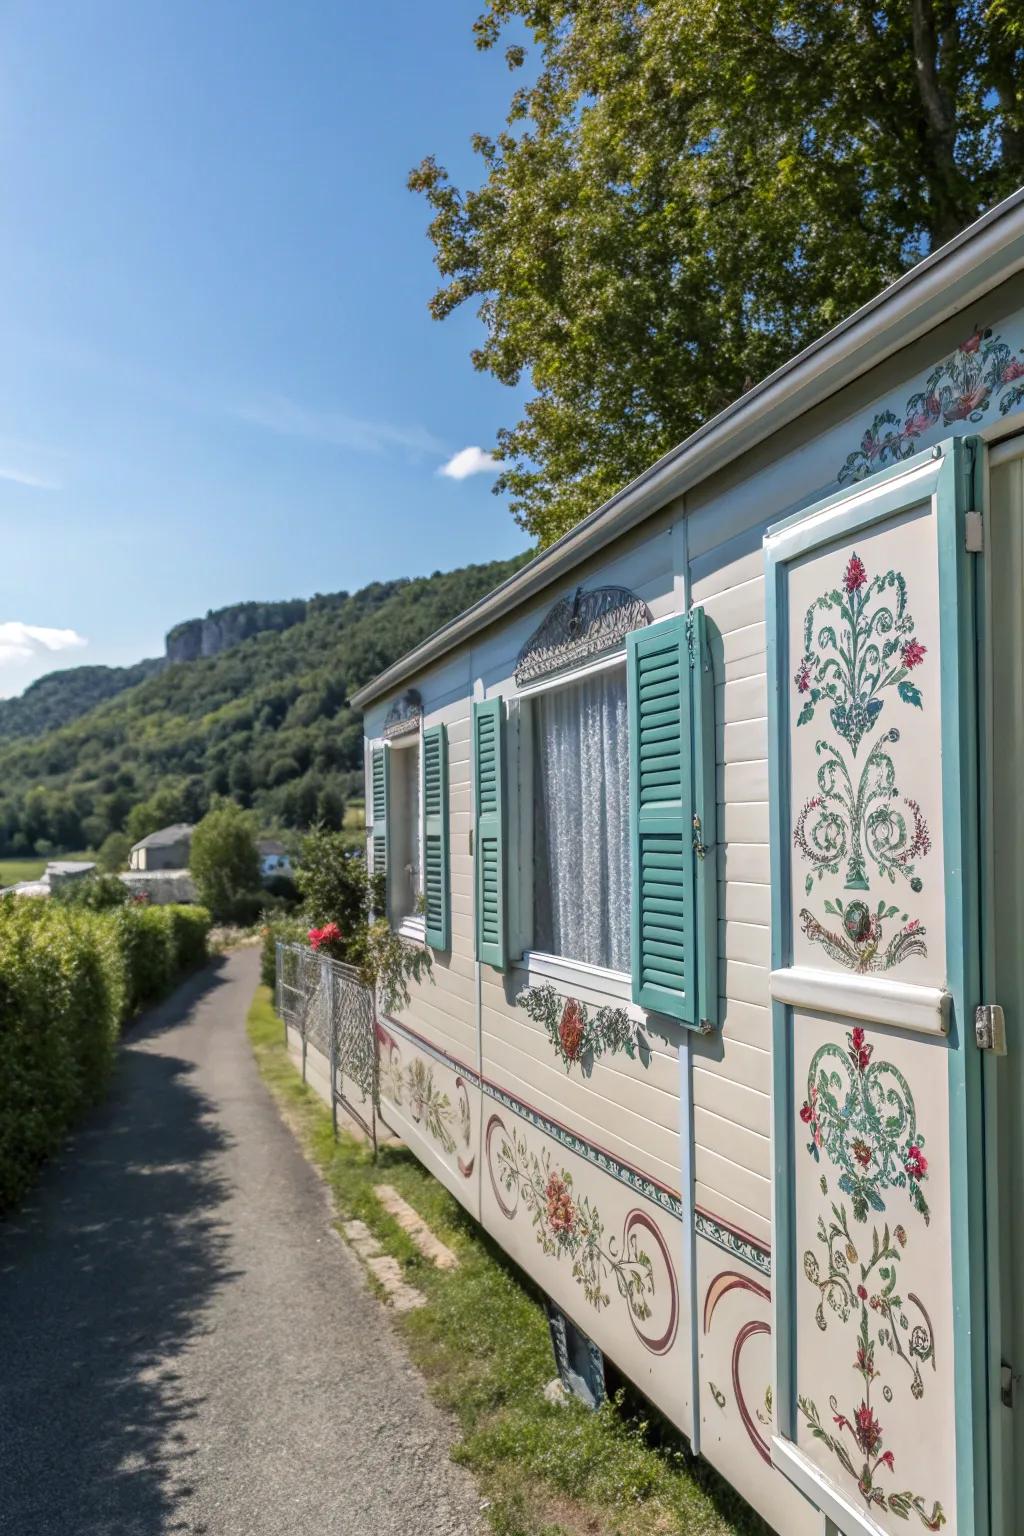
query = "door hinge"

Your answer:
(975, 1003), (1007, 1055)
(964, 508), (984, 553)
(1001, 1361), (1014, 1410)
